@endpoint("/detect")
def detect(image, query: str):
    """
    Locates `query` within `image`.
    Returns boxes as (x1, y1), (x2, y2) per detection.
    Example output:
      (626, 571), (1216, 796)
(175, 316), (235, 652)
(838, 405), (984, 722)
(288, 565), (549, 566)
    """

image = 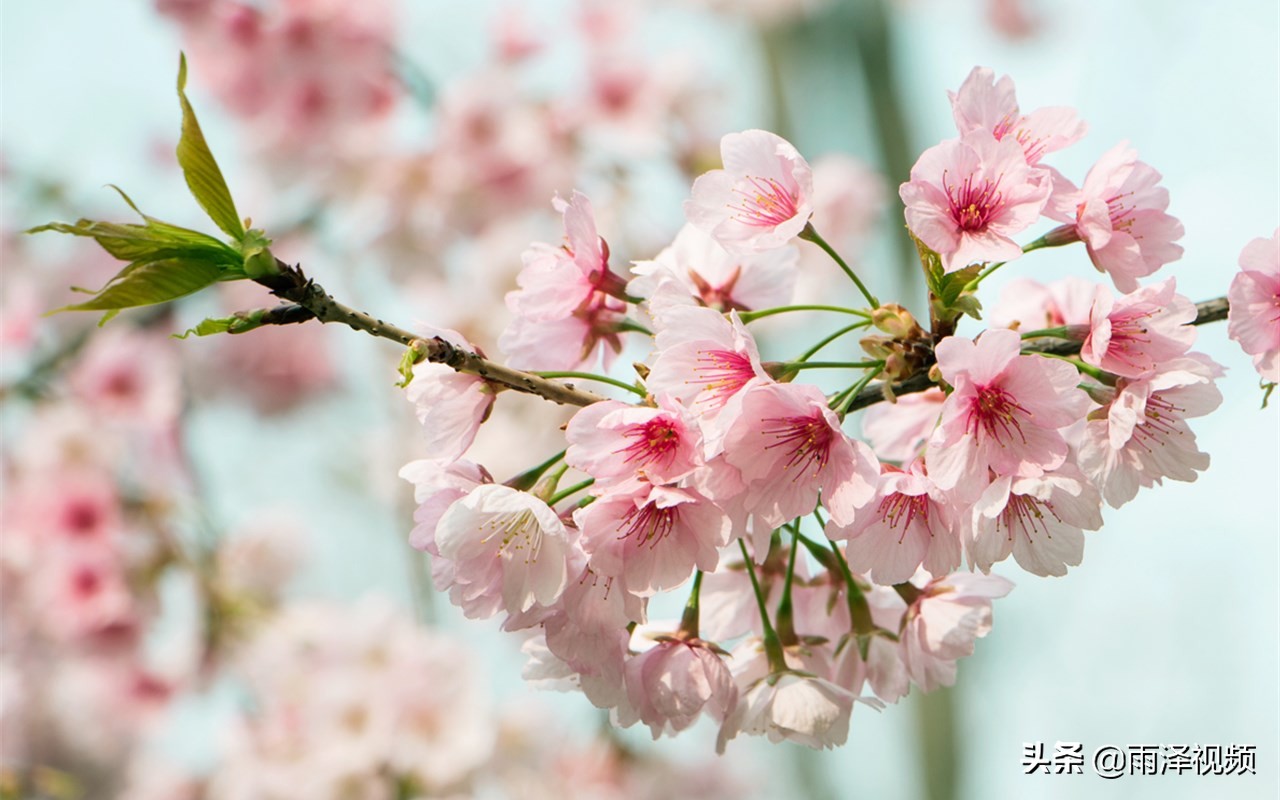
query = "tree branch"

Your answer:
(253, 261), (607, 407)
(843, 296), (1231, 413)
(249, 261), (1231, 416)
